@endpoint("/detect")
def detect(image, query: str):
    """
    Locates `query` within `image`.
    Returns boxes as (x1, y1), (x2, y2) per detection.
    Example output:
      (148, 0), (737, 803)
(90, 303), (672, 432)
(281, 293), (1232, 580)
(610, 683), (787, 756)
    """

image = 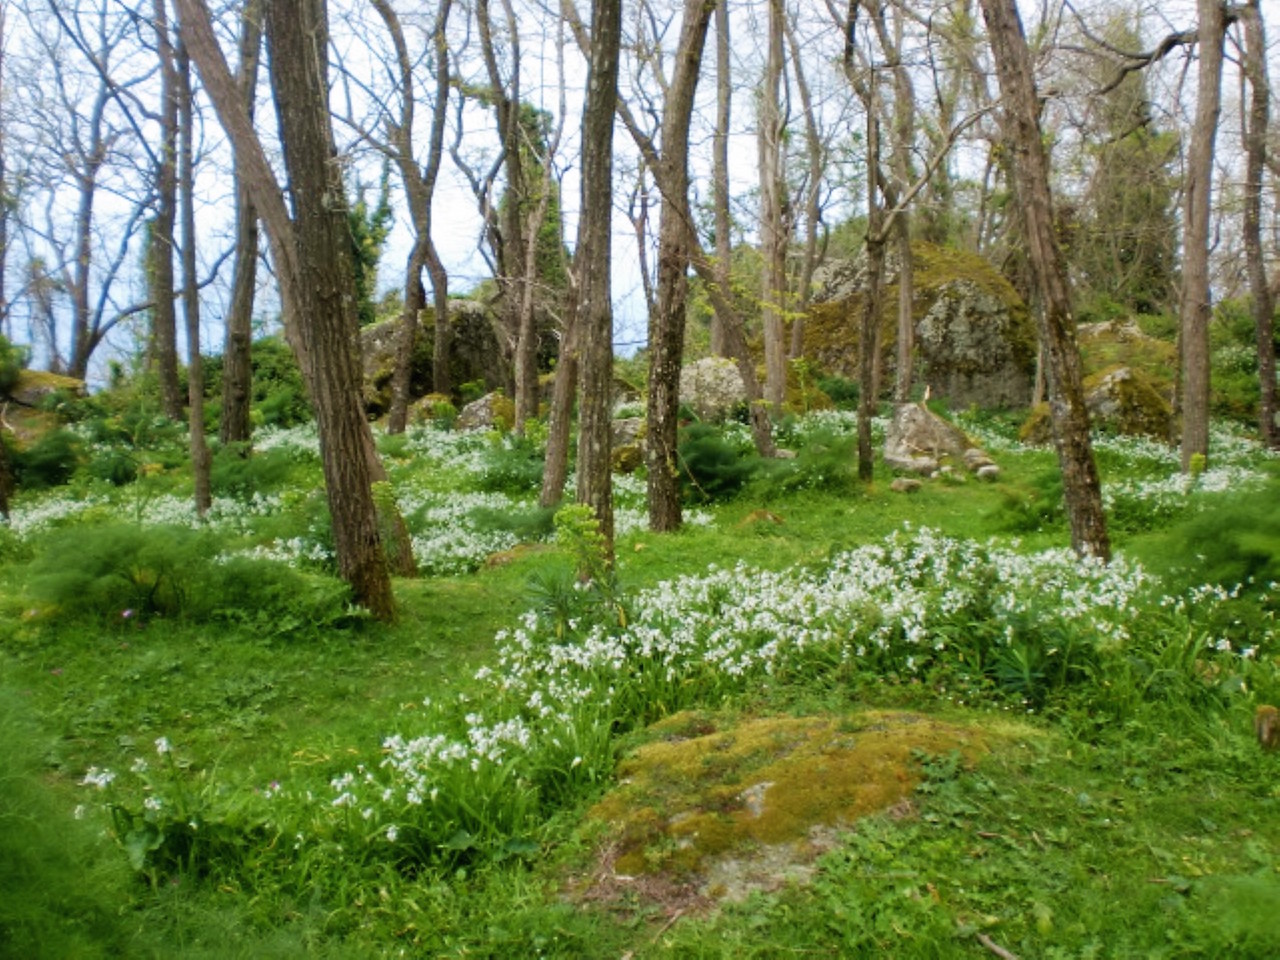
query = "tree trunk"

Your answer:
(376, 0), (453, 434)
(265, 0), (395, 617)
(1178, 0), (1227, 472)
(709, 0), (731, 357)
(220, 0), (261, 447)
(980, 0), (1110, 560)
(1241, 0), (1276, 448)
(178, 41), (211, 515)
(151, 0), (183, 420)
(539, 287), (578, 509)
(573, 0), (622, 563)
(758, 0), (787, 411)
(859, 100), (884, 483)
(785, 16), (822, 361)
(646, 0), (714, 533)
